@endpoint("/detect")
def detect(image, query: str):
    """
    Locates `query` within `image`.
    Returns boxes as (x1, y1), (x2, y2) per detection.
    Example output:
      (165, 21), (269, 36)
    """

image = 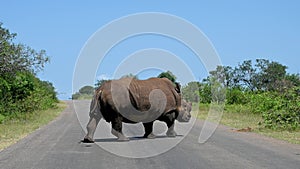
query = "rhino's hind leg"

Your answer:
(143, 122), (156, 139)
(111, 117), (129, 141)
(111, 128), (129, 141)
(83, 115), (101, 143)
